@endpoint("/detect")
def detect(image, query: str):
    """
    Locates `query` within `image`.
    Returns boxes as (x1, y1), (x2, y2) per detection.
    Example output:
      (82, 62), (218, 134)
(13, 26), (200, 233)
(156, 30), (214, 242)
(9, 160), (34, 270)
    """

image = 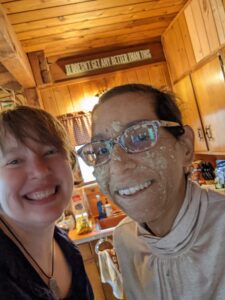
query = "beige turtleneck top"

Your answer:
(114, 181), (225, 300)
